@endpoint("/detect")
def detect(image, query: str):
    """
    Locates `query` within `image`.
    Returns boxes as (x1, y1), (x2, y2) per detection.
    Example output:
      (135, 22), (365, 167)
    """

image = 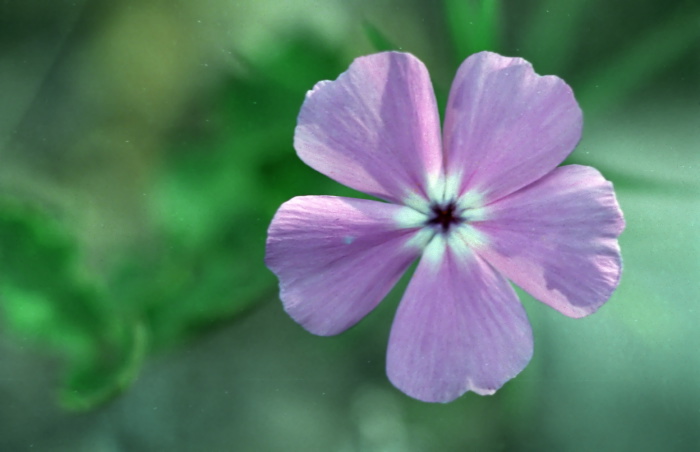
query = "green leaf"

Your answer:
(60, 320), (147, 411)
(0, 201), (146, 410)
(0, 203), (103, 350)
